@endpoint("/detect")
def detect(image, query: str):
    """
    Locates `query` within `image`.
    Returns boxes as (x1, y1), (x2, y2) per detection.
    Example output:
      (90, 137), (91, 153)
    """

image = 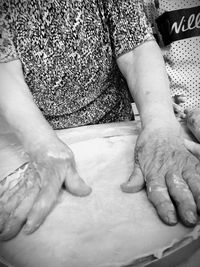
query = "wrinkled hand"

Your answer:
(121, 122), (200, 227)
(0, 138), (91, 240)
